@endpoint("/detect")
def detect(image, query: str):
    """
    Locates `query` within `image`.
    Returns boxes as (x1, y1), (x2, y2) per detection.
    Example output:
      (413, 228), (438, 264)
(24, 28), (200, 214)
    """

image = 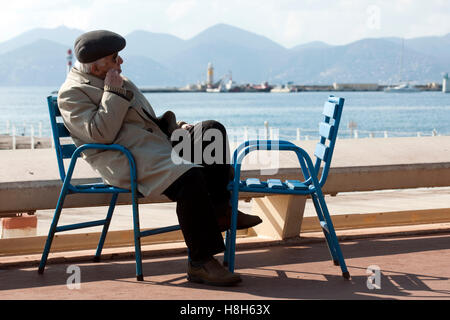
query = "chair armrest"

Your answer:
(232, 140), (293, 164)
(231, 140), (318, 189)
(232, 139), (313, 185)
(63, 143), (137, 193)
